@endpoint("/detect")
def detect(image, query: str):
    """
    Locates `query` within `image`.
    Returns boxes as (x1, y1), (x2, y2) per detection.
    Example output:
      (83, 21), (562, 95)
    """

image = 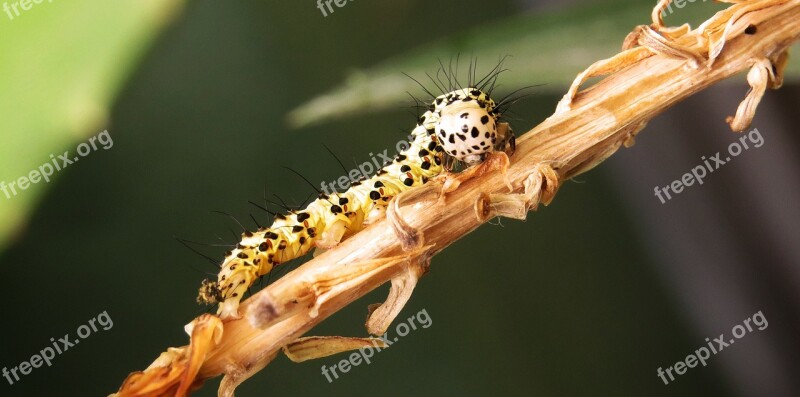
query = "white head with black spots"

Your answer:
(436, 88), (499, 166)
